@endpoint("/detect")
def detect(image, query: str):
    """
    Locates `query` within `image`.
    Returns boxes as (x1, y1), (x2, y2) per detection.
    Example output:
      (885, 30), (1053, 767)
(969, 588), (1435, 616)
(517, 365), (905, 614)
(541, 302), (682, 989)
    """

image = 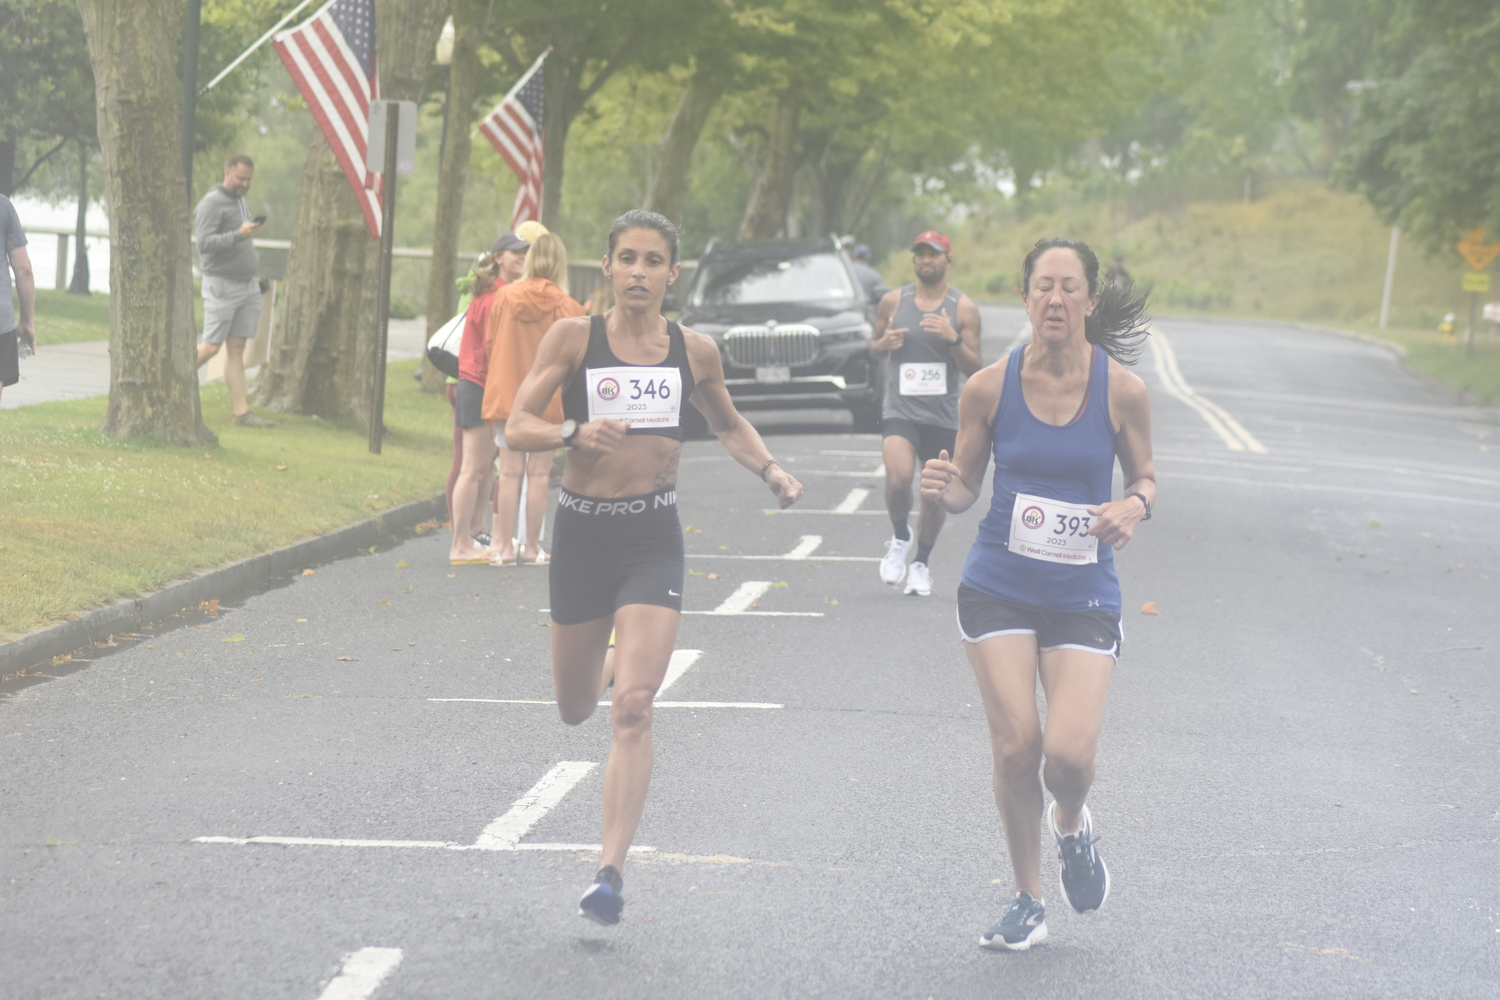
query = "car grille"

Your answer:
(723, 325), (821, 367)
